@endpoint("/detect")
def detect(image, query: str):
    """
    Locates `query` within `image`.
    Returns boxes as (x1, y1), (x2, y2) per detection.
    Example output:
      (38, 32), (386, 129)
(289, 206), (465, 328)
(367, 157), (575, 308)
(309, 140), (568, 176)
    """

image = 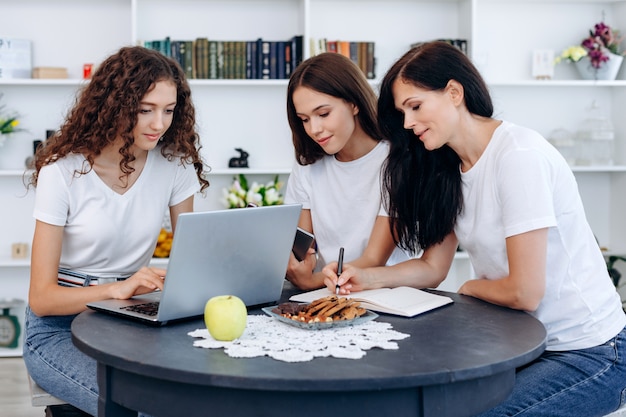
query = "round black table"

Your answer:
(71, 285), (546, 417)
